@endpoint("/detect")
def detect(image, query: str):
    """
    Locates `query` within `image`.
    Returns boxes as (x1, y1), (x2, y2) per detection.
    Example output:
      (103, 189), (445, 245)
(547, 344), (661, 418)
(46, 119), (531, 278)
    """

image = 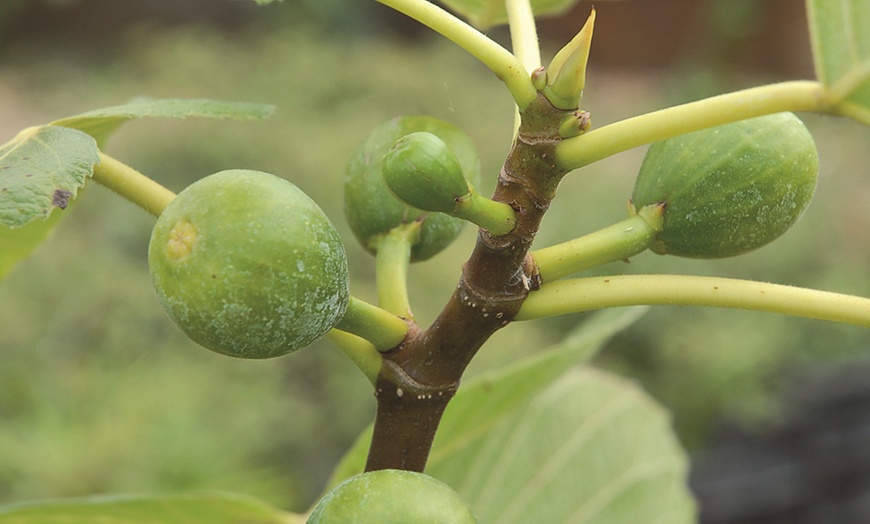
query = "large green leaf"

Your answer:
(0, 492), (302, 524)
(433, 369), (695, 524)
(438, 0), (582, 29)
(807, 0), (870, 124)
(51, 98), (275, 146)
